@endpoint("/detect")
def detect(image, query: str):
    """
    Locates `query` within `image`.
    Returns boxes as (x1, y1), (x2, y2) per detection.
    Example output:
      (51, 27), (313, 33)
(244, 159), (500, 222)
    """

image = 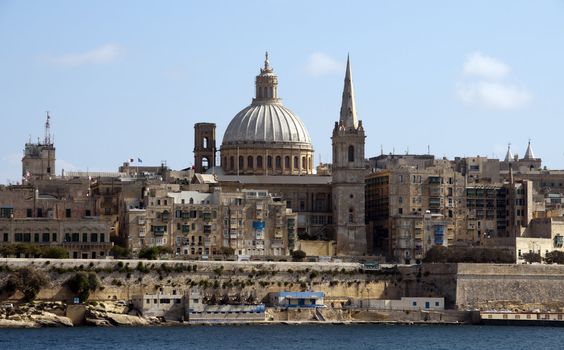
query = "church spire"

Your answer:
(504, 143), (513, 162)
(524, 139), (535, 159)
(339, 54), (358, 129)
